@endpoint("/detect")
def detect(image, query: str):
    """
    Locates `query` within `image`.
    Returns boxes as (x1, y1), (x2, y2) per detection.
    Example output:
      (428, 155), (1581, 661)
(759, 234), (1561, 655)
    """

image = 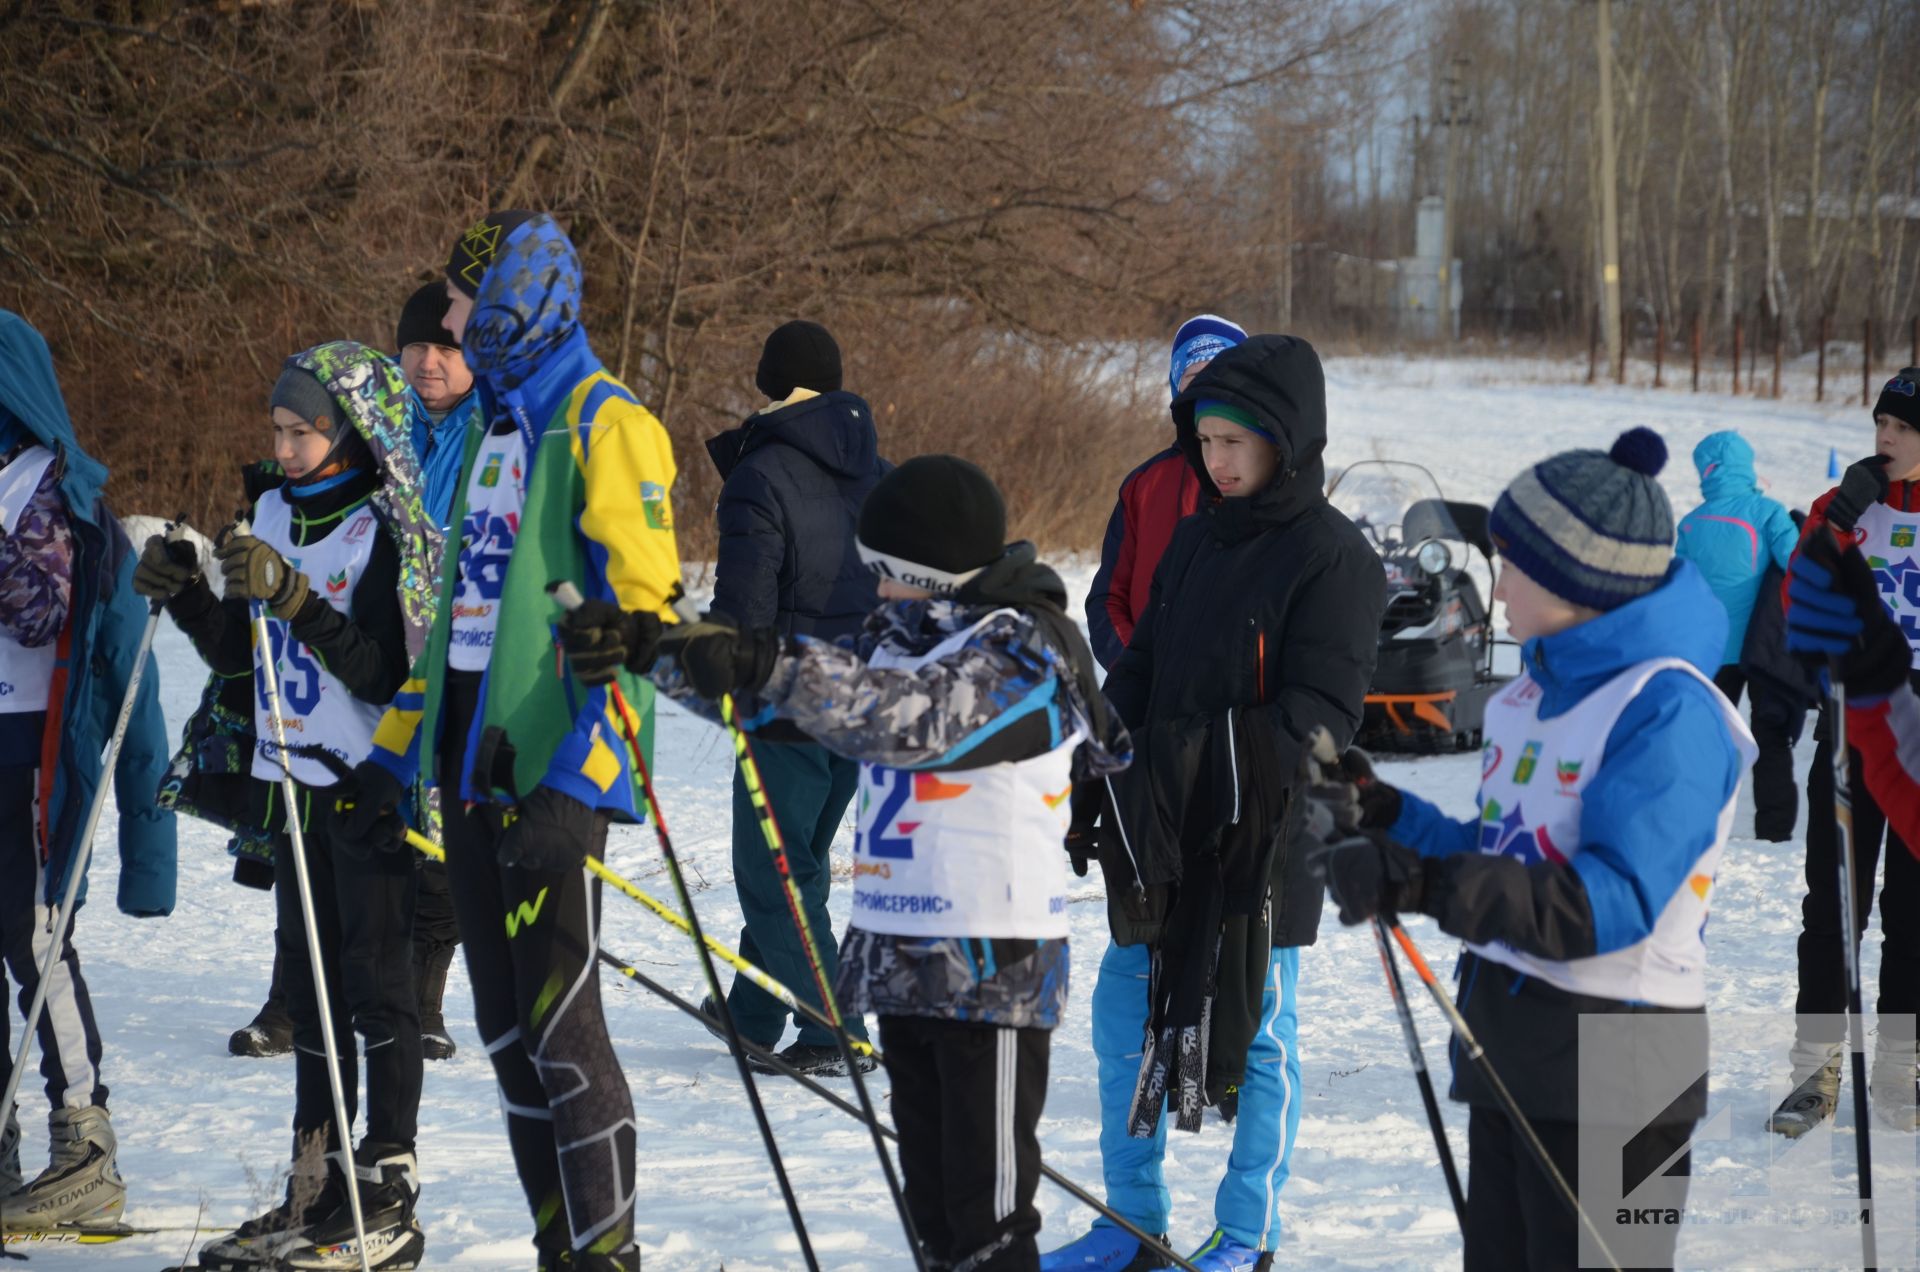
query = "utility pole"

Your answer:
(1438, 58), (1471, 343)
(1595, 0), (1623, 380)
